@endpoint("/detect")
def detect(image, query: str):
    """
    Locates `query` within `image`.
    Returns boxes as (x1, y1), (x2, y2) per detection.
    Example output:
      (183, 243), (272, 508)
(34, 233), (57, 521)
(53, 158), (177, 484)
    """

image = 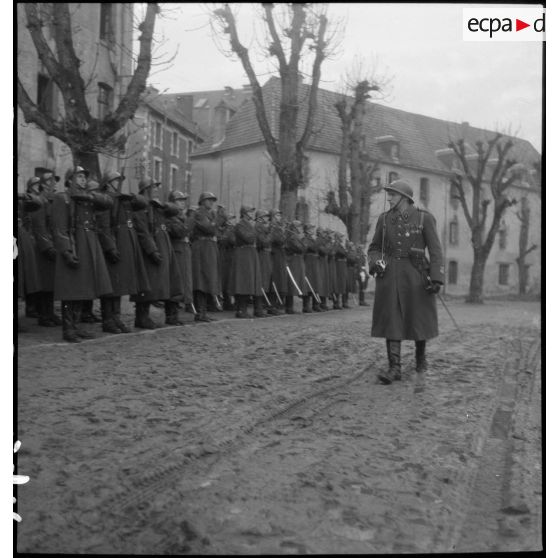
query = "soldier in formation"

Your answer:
(18, 166), (373, 341)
